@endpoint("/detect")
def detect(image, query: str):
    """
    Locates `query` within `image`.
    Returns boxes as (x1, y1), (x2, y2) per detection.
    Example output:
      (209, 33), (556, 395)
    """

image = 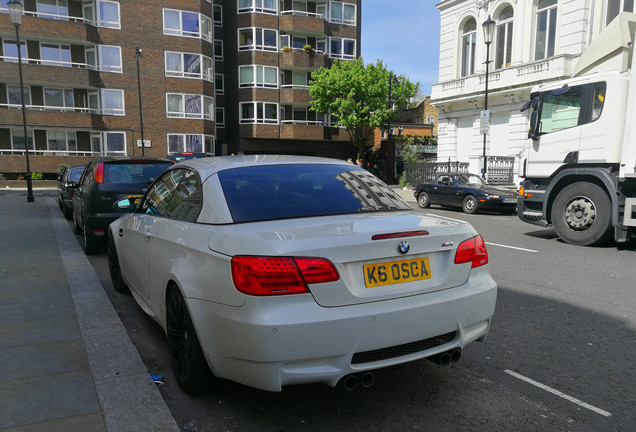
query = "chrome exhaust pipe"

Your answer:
(450, 348), (462, 363)
(342, 374), (359, 391)
(360, 372), (375, 389)
(427, 351), (452, 366)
